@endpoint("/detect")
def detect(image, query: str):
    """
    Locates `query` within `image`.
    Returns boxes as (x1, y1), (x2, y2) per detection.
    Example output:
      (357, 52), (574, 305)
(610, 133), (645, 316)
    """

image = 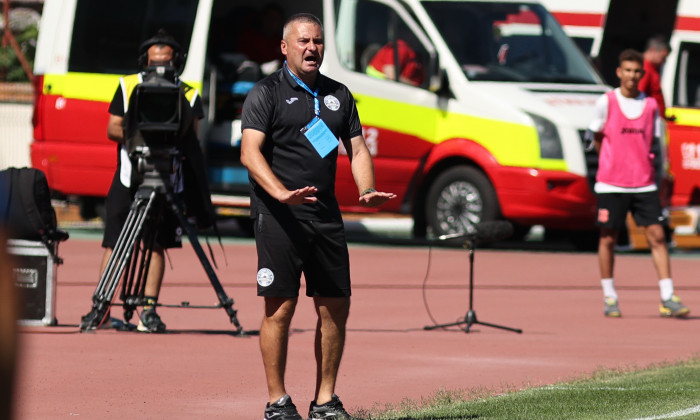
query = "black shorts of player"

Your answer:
(254, 213), (351, 298)
(595, 191), (665, 231)
(101, 171), (182, 249)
